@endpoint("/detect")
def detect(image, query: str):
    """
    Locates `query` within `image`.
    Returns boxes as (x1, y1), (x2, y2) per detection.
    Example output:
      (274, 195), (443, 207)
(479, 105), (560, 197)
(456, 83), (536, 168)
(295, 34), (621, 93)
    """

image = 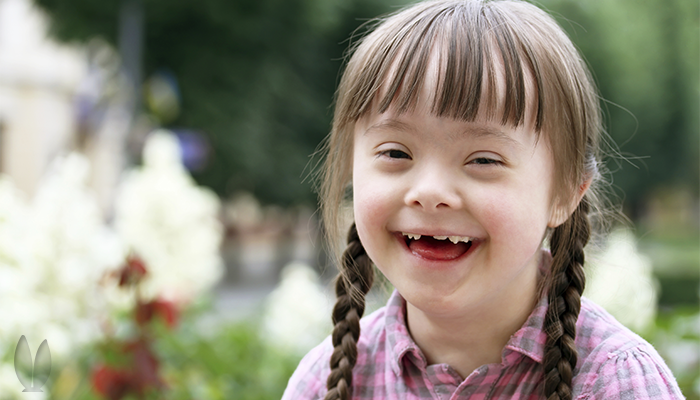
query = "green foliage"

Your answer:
(153, 320), (301, 399)
(49, 318), (301, 400)
(541, 0), (699, 214)
(647, 307), (700, 400)
(34, 0), (411, 206)
(42, 255), (303, 400)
